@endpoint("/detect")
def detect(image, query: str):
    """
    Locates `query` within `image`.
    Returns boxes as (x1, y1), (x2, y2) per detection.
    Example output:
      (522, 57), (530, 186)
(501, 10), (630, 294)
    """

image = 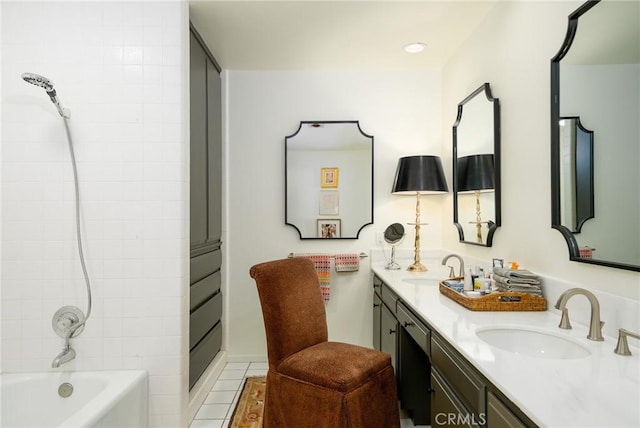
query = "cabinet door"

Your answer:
(206, 59), (222, 243)
(373, 293), (381, 351)
(190, 32), (222, 251)
(431, 370), (482, 428)
(487, 391), (527, 428)
(189, 31), (208, 248)
(432, 336), (484, 415)
(381, 302), (397, 371)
